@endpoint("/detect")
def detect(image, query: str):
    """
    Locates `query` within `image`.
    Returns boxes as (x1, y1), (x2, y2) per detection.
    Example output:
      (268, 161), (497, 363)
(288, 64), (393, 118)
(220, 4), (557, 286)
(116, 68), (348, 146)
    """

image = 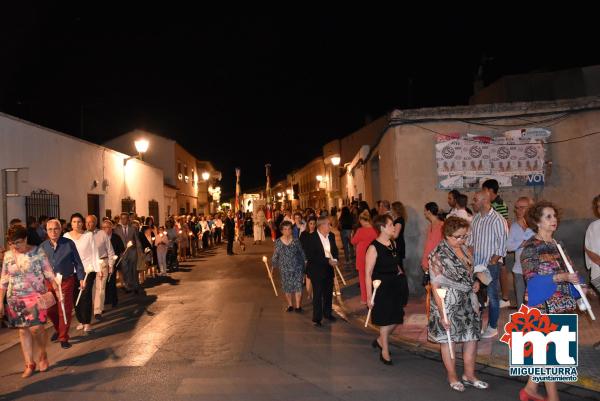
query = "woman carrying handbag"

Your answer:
(0, 225), (61, 378)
